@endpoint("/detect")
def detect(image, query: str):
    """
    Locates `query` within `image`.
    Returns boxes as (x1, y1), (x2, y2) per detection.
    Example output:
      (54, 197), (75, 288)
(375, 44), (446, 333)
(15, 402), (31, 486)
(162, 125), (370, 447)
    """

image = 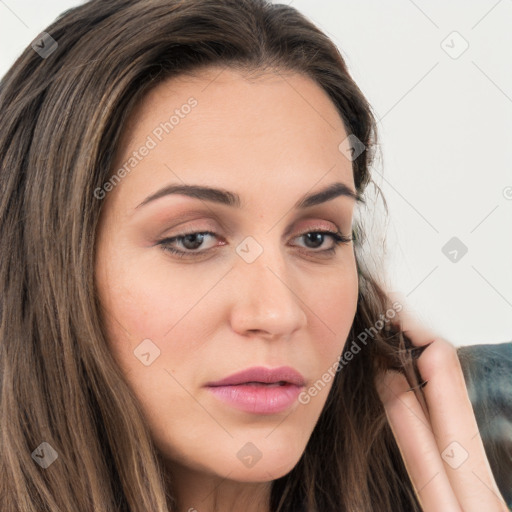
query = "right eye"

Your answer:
(158, 231), (223, 258)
